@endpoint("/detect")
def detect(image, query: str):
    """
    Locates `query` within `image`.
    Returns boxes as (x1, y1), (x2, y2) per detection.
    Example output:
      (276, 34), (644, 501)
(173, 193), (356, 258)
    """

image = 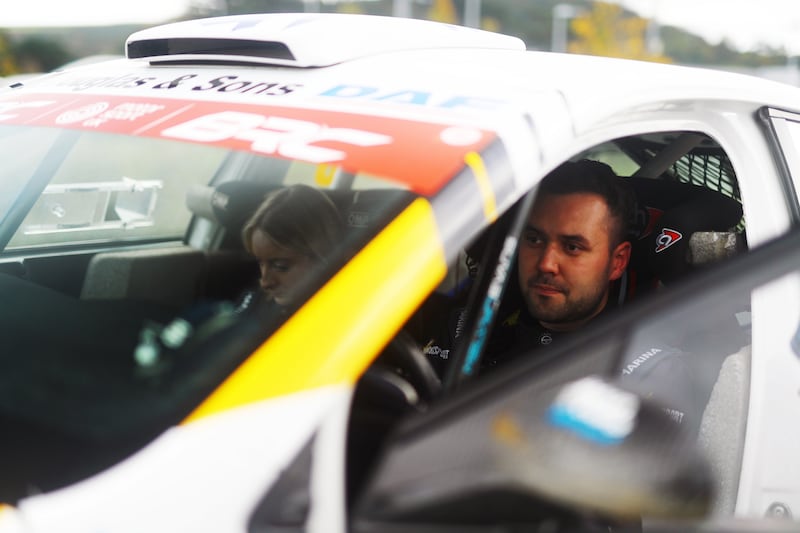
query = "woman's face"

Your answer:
(250, 229), (315, 306)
